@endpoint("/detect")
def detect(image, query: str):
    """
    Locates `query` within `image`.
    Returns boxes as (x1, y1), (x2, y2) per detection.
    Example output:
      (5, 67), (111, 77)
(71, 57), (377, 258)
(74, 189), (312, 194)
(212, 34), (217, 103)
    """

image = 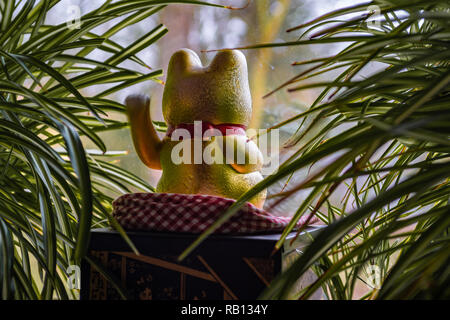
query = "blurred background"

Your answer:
(47, 0), (366, 215)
